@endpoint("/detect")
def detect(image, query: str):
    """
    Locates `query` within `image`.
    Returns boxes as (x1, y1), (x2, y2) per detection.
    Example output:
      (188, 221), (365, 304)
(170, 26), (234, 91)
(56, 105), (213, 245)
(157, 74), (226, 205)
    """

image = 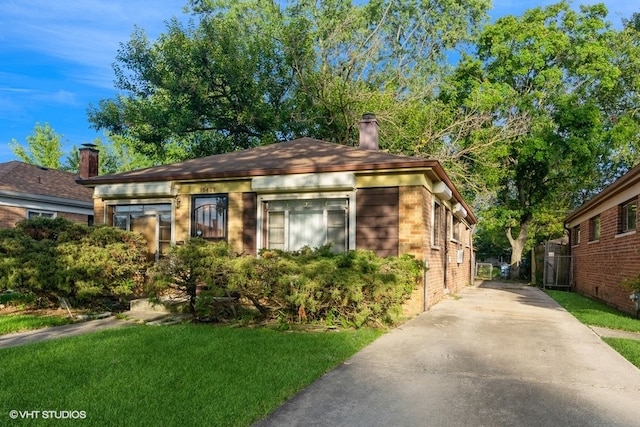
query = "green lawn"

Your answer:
(0, 314), (73, 334)
(0, 324), (381, 426)
(546, 290), (640, 332)
(546, 290), (640, 369)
